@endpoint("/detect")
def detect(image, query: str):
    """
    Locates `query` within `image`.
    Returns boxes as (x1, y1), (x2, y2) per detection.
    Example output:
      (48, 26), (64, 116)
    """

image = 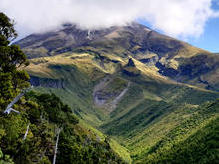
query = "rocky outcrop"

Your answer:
(155, 54), (219, 90)
(30, 76), (65, 89)
(122, 58), (141, 77)
(93, 76), (130, 112)
(139, 55), (159, 66)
